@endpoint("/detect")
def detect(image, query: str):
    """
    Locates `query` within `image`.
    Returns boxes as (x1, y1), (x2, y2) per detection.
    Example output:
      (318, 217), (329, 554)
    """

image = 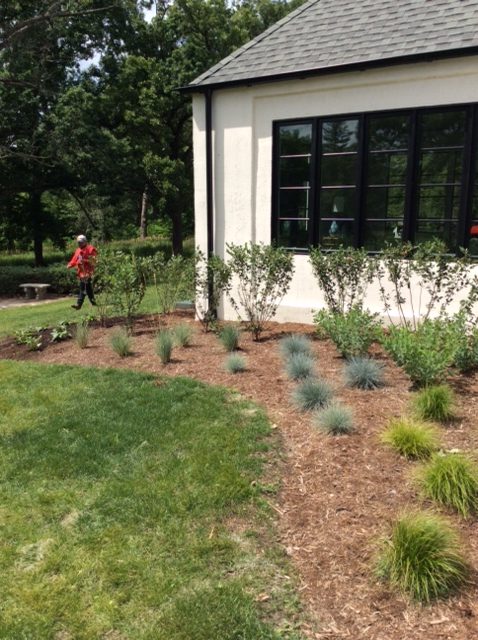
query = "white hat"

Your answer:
(77, 234), (87, 243)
